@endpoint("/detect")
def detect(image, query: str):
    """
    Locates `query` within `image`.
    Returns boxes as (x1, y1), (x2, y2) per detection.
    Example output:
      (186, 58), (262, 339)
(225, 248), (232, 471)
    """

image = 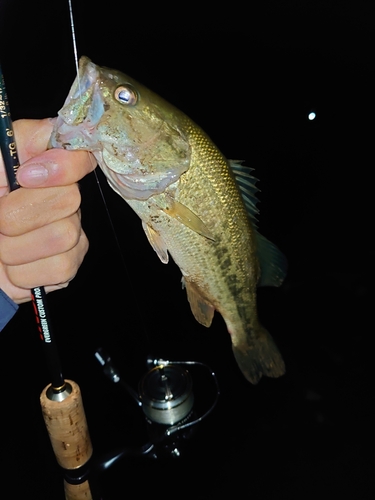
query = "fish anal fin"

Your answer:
(161, 194), (215, 241)
(142, 221), (169, 264)
(255, 232), (287, 287)
(182, 278), (215, 327)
